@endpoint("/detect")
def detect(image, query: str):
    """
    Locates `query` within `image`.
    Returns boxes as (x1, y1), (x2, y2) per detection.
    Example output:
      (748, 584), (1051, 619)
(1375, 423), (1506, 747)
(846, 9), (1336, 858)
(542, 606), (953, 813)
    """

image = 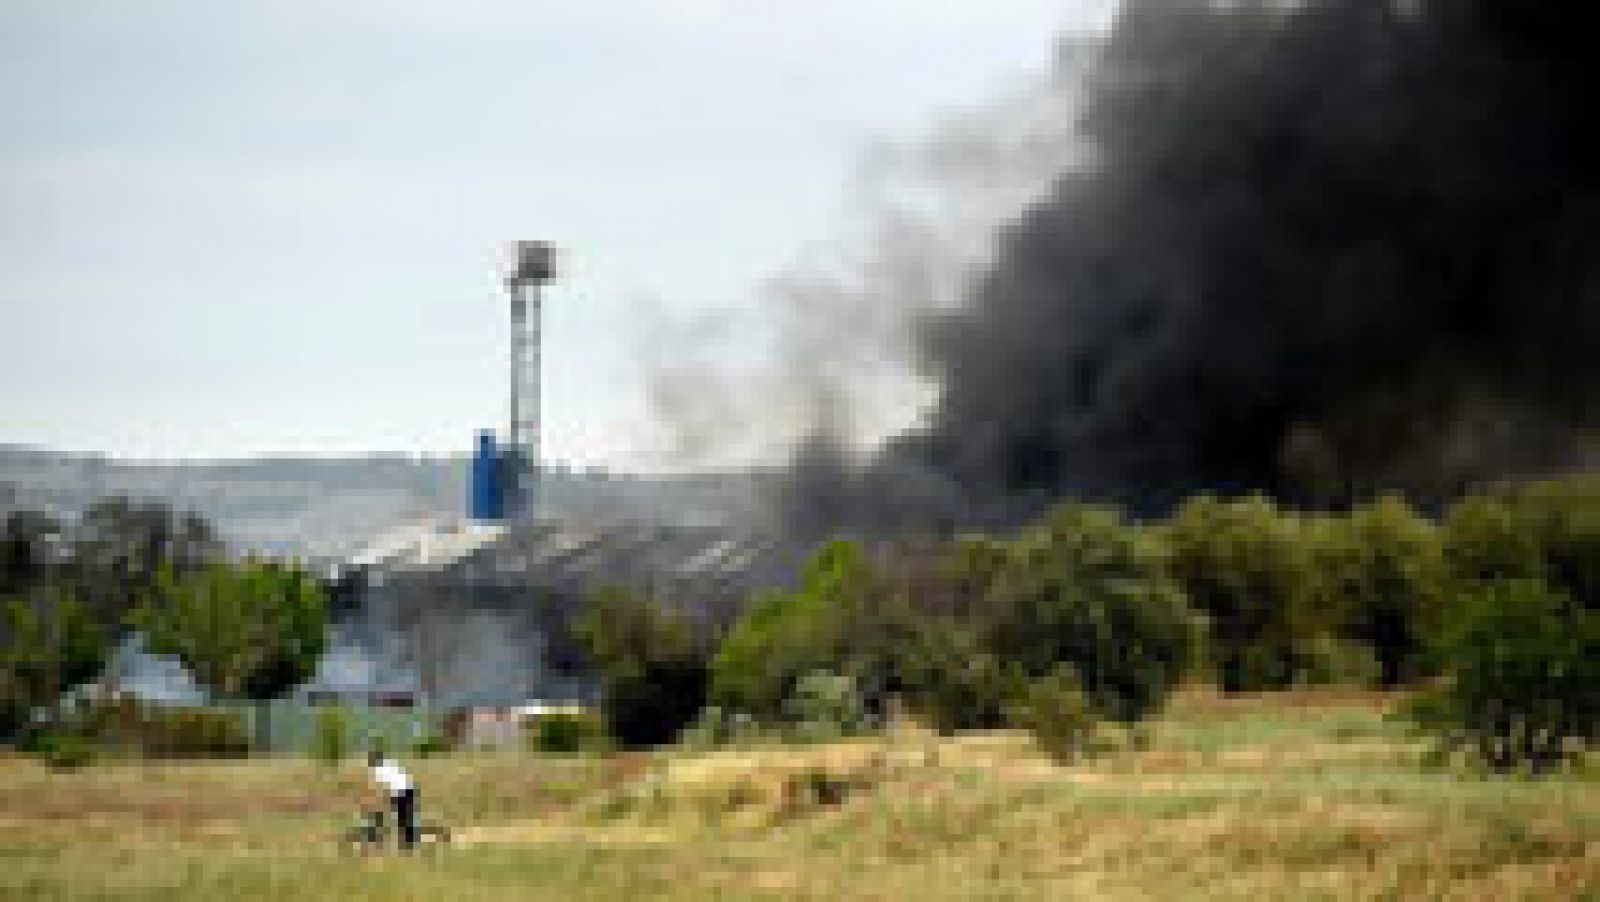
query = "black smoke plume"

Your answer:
(773, 0), (1600, 535)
